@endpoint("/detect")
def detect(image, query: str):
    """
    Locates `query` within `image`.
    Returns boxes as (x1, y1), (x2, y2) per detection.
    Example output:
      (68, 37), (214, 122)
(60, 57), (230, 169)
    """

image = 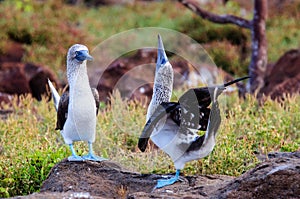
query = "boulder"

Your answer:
(0, 41), (25, 63)
(213, 151), (300, 199)
(0, 62), (59, 101)
(259, 49), (300, 100)
(0, 40), (60, 104)
(10, 151), (300, 198)
(38, 159), (233, 199)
